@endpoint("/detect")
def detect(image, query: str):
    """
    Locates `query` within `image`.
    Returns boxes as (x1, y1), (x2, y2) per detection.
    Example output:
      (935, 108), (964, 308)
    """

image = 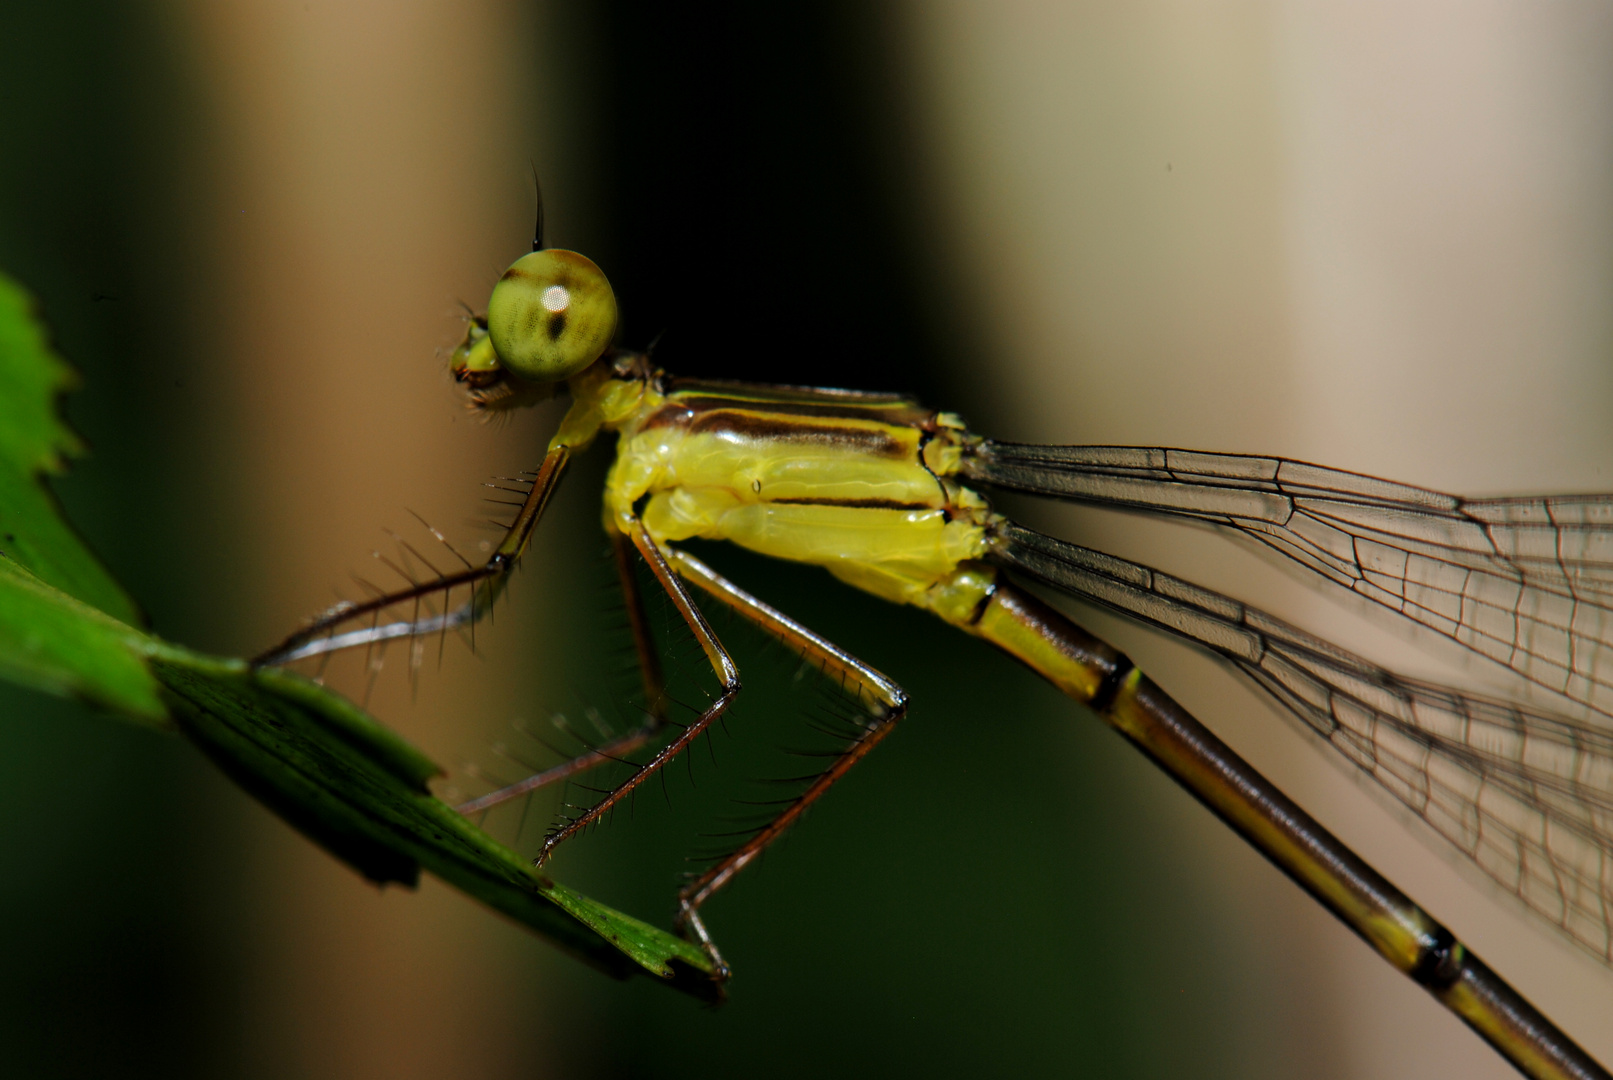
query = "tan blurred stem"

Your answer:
(175, 2), (573, 1076)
